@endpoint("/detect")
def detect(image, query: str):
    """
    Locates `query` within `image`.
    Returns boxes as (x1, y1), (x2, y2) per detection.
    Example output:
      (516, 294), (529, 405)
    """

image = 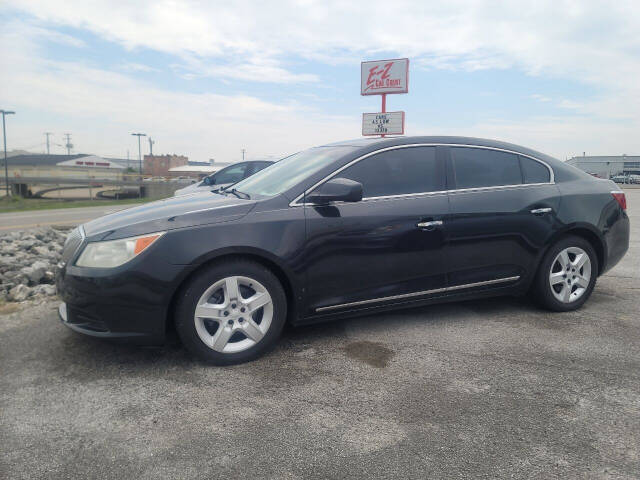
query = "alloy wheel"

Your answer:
(194, 275), (273, 353)
(549, 247), (592, 304)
